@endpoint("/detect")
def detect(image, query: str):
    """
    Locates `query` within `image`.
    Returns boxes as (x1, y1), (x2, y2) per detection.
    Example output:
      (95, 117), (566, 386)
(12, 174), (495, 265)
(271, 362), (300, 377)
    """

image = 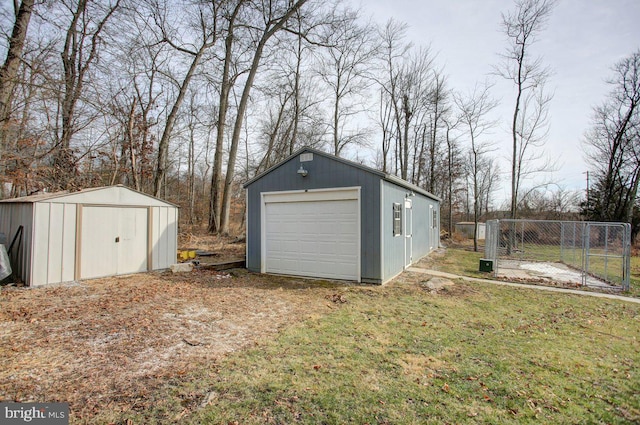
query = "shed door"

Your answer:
(80, 206), (148, 279)
(405, 198), (412, 267)
(262, 189), (360, 281)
